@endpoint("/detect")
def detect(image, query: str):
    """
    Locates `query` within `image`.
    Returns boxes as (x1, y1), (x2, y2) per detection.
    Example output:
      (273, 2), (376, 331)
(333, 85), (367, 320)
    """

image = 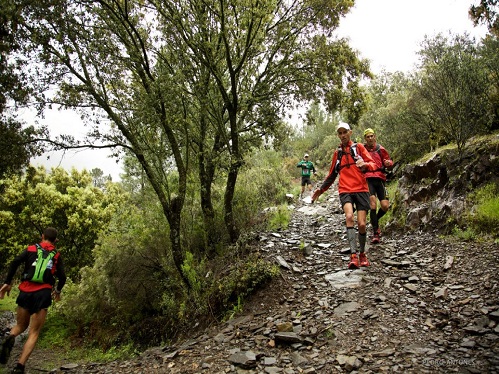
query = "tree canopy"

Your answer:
(11, 0), (370, 285)
(0, 1), (46, 177)
(0, 166), (127, 279)
(470, 0), (499, 36)
(358, 33), (498, 164)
